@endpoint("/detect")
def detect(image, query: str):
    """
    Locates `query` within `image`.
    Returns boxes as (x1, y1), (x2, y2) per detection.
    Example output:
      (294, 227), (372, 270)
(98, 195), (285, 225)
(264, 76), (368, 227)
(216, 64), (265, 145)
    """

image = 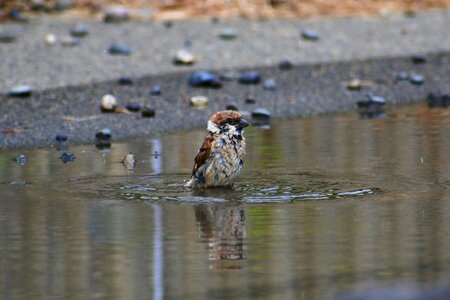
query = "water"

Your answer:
(1, 103), (450, 299)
